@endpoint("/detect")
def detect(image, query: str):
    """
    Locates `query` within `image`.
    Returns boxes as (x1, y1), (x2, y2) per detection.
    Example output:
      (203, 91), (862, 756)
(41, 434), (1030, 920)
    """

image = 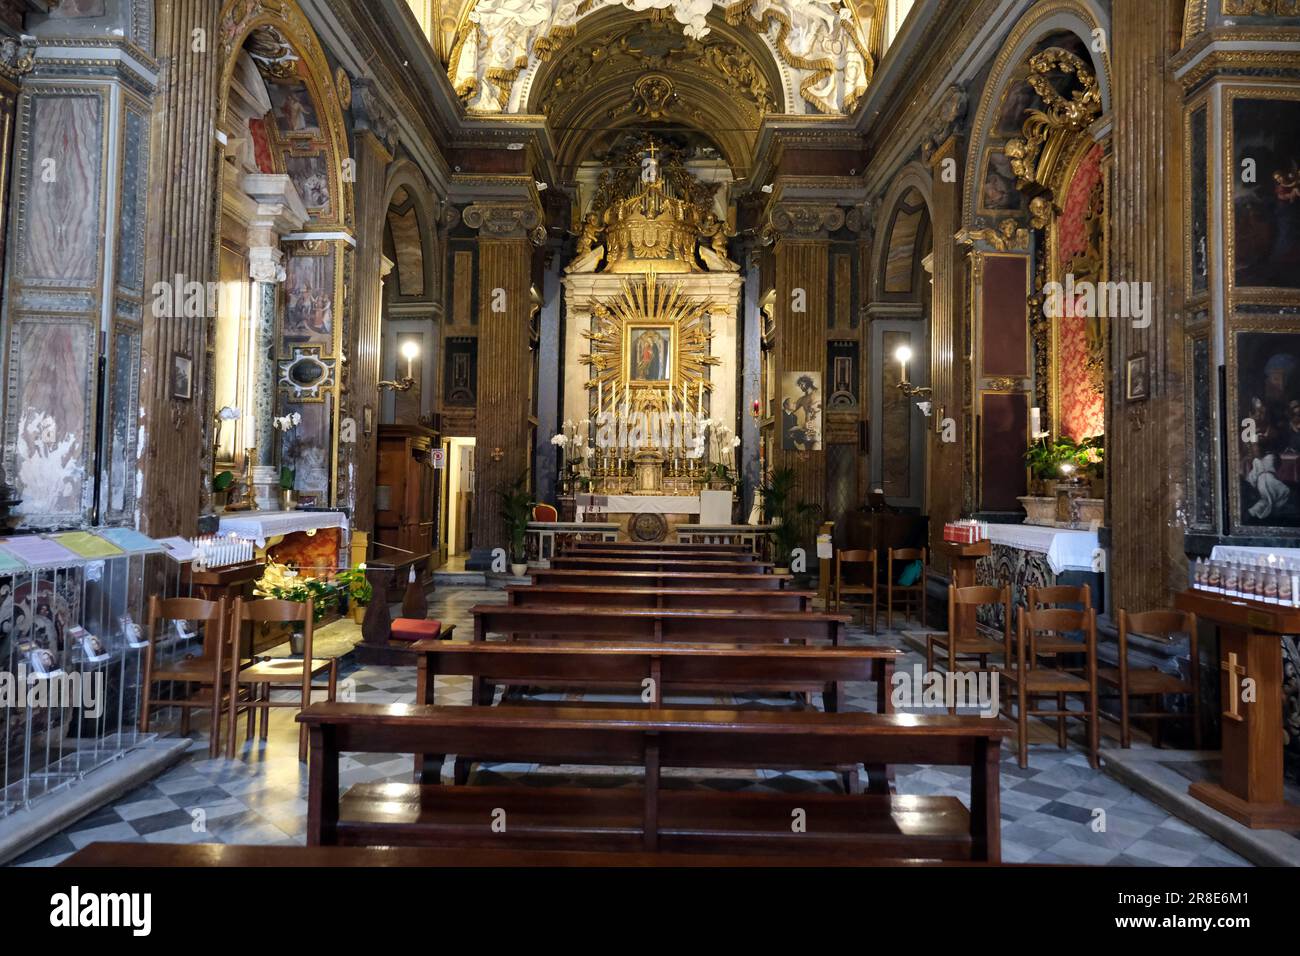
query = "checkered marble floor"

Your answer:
(7, 585), (1249, 866)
